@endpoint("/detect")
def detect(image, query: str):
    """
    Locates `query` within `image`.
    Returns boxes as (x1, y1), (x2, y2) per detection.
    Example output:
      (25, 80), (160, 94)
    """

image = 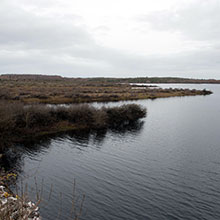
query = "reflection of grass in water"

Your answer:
(0, 119), (145, 179)
(0, 120), (145, 219)
(0, 102), (146, 219)
(0, 103), (146, 152)
(0, 170), (85, 220)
